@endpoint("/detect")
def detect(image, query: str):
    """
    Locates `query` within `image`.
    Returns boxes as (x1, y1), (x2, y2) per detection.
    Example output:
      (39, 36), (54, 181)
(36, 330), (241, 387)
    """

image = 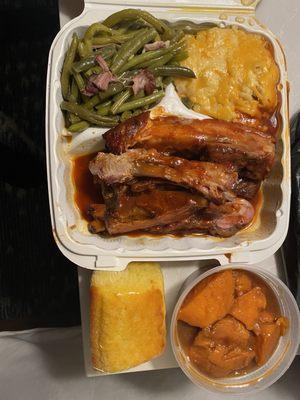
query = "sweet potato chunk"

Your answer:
(255, 323), (280, 366)
(276, 316), (289, 336)
(233, 271), (252, 296)
(178, 270), (234, 328)
(189, 344), (255, 378)
(259, 311), (275, 324)
(211, 316), (251, 348)
(209, 345), (255, 373)
(230, 287), (267, 329)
